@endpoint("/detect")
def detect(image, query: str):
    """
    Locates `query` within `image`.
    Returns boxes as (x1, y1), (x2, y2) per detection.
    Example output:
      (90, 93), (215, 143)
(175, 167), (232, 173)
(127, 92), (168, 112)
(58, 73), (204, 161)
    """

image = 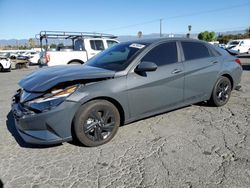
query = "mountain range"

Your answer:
(0, 30), (245, 46)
